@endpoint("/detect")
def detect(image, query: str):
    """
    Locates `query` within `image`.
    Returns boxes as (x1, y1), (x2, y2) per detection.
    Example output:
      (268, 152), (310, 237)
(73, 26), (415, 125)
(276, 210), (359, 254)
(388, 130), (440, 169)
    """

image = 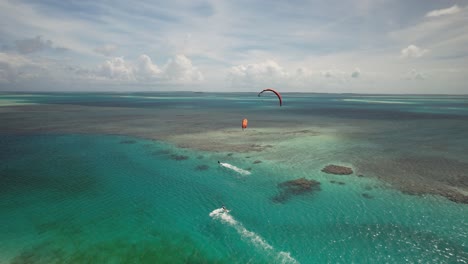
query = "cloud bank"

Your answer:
(0, 1), (467, 93)
(426, 5), (461, 17)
